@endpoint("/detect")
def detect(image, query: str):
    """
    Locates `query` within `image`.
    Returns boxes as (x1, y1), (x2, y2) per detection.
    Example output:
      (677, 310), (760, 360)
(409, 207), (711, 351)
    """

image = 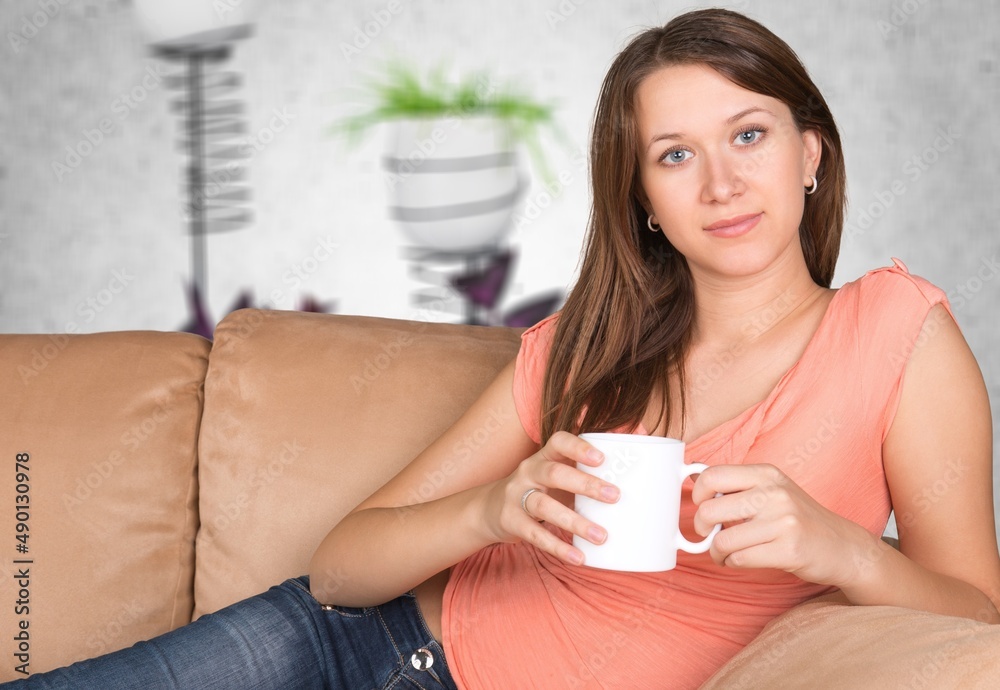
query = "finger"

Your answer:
(539, 460), (620, 503)
(693, 489), (769, 534)
(708, 518), (782, 564)
(718, 541), (789, 570)
(541, 430), (606, 468)
(518, 513), (587, 565)
(691, 463), (788, 504)
(526, 491), (608, 547)
(520, 486), (548, 517)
